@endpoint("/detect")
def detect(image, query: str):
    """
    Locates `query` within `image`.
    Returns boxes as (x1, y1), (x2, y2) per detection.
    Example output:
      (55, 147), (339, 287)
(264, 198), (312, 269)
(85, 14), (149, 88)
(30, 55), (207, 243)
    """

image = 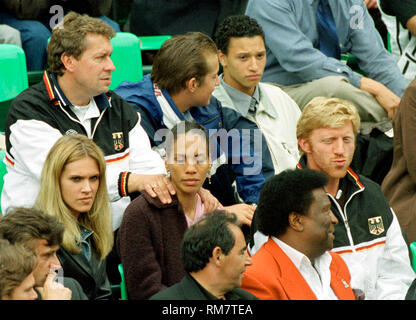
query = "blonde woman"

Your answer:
(35, 134), (113, 300)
